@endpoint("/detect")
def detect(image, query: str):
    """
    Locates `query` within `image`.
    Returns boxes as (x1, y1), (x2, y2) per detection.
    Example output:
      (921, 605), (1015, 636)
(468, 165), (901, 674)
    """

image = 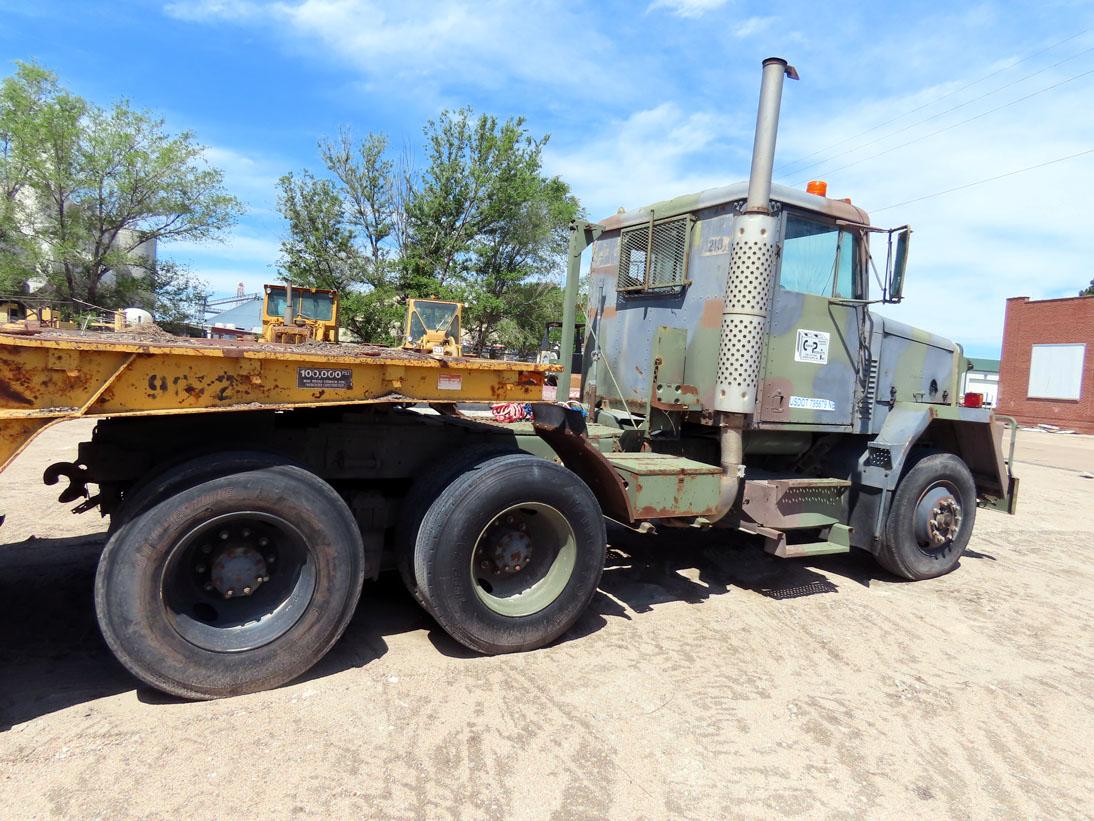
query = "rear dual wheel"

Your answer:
(410, 453), (606, 655)
(95, 462), (364, 700)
